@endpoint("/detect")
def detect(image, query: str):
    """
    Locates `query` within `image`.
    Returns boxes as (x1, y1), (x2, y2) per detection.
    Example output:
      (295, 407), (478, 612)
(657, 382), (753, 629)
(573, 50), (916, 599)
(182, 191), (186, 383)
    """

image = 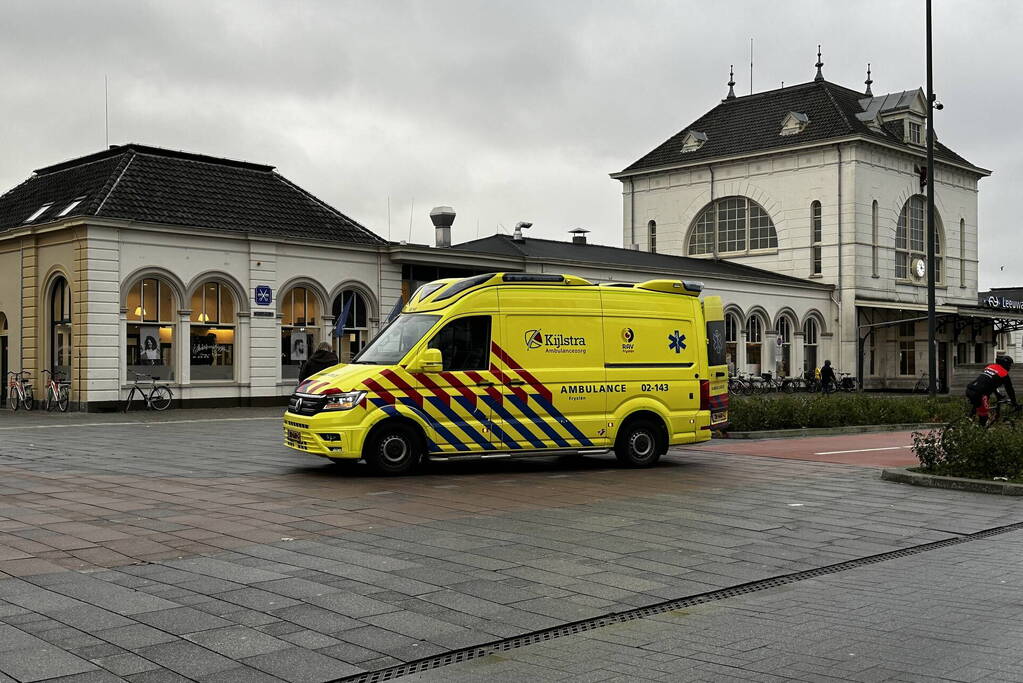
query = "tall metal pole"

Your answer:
(926, 0), (937, 397)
